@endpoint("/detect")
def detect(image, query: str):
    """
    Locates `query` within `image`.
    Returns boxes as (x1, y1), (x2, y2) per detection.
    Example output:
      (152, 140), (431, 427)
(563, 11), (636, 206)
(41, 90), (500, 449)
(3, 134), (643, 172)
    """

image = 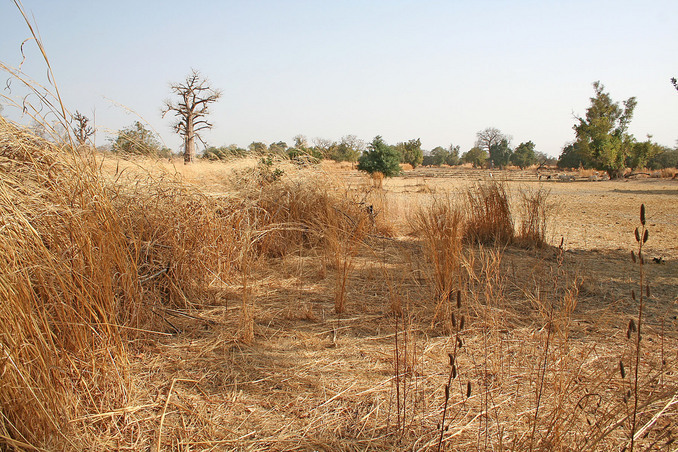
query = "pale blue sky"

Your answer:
(1, 0), (677, 156)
